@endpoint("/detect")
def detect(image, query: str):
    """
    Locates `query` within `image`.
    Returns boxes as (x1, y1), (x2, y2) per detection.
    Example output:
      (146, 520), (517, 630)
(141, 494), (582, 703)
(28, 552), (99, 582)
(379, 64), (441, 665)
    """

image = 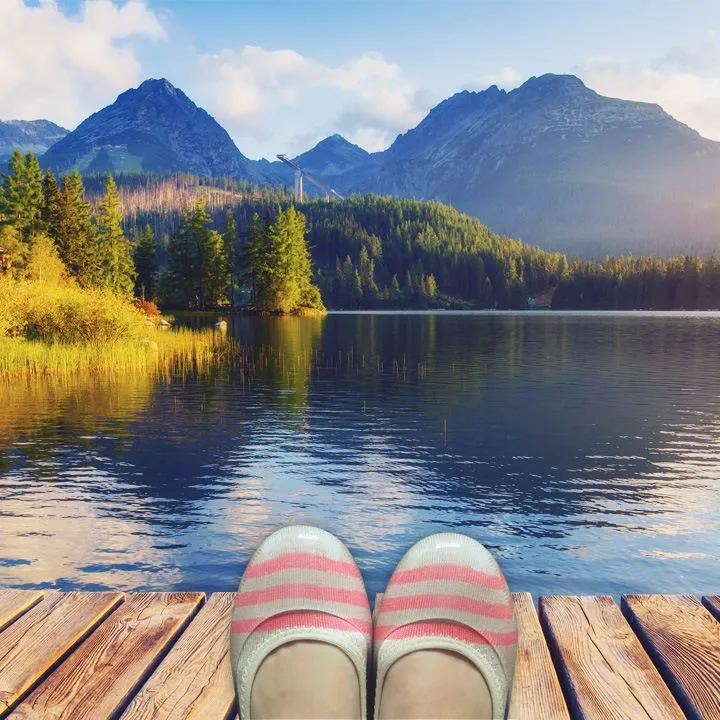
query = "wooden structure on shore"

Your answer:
(0, 589), (718, 718)
(528, 287), (557, 310)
